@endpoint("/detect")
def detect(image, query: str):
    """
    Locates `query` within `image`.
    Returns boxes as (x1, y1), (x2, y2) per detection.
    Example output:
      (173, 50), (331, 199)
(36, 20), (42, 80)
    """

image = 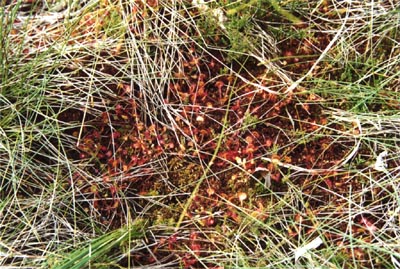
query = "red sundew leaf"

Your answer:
(232, 101), (243, 115)
(205, 216), (215, 227)
(215, 80), (224, 90)
(111, 131), (121, 139)
(183, 256), (197, 268)
(91, 130), (100, 139)
(93, 199), (99, 209)
(122, 164), (131, 172)
(189, 56), (200, 66)
(208, 59), (216, 69)
(132, 142), (142, 149)
(207, 188), (215, 196)
(173, 71), (186, 80)
(102, 175), (110, 183)
(295, 213), (303, 223)
(108, 159), (118, 169)
(156, 134), (164, 142)
(282, 156), (292, 163)
(155, 146), (164, 156)
(168, 234), (177, 250)
(143, 130), (152, 140)
(181, 126), (191, 136)
(137, 122), (145, 131)
(198, 128), (210, 137)
(148, 124), (156, 133)
(283, 50), (294, 57)
(190, 243), (201, 256)
(199, 72), (207, 81)
(112, 200), (120, 209)
(245, 135), (254, 144)
(115, 103), (123, 111)
(121, 84), (132, 95)
(137, 158), (148, 166)
(324, 178), (333, 189)
(265, 139), (273, 148)
(121, 149), (129, 156)
(243, 144), (257, 155)
(218, 150), (239, 162)
(189, 232), (198, 241)
(324, 232), (342, 240)
(101, 112), (109, 124)
(105, 150), (113, 158)
(166, 142), (175, 149)
(109, 185), (118, 196)
(227, 209), (241, 223)
(100, 145), (107, 152)
(245, 159), (256, 171)
(271, 173), (281, 182)
(129, 156), (138, 166)
(197, 82), (206, 96)
(287, 226), (298, 237)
